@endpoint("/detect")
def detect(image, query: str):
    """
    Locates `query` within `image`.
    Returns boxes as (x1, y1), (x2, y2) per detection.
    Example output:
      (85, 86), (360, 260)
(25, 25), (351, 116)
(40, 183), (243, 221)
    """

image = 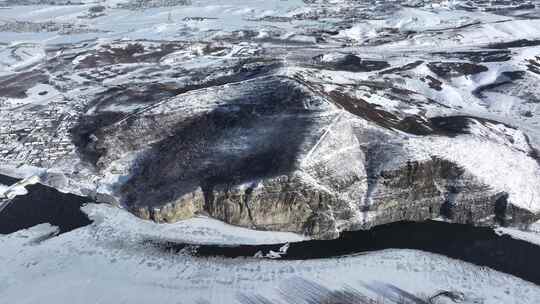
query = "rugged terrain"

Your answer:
(1, 0), (540, 239)
(2, 0), (540, 303)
